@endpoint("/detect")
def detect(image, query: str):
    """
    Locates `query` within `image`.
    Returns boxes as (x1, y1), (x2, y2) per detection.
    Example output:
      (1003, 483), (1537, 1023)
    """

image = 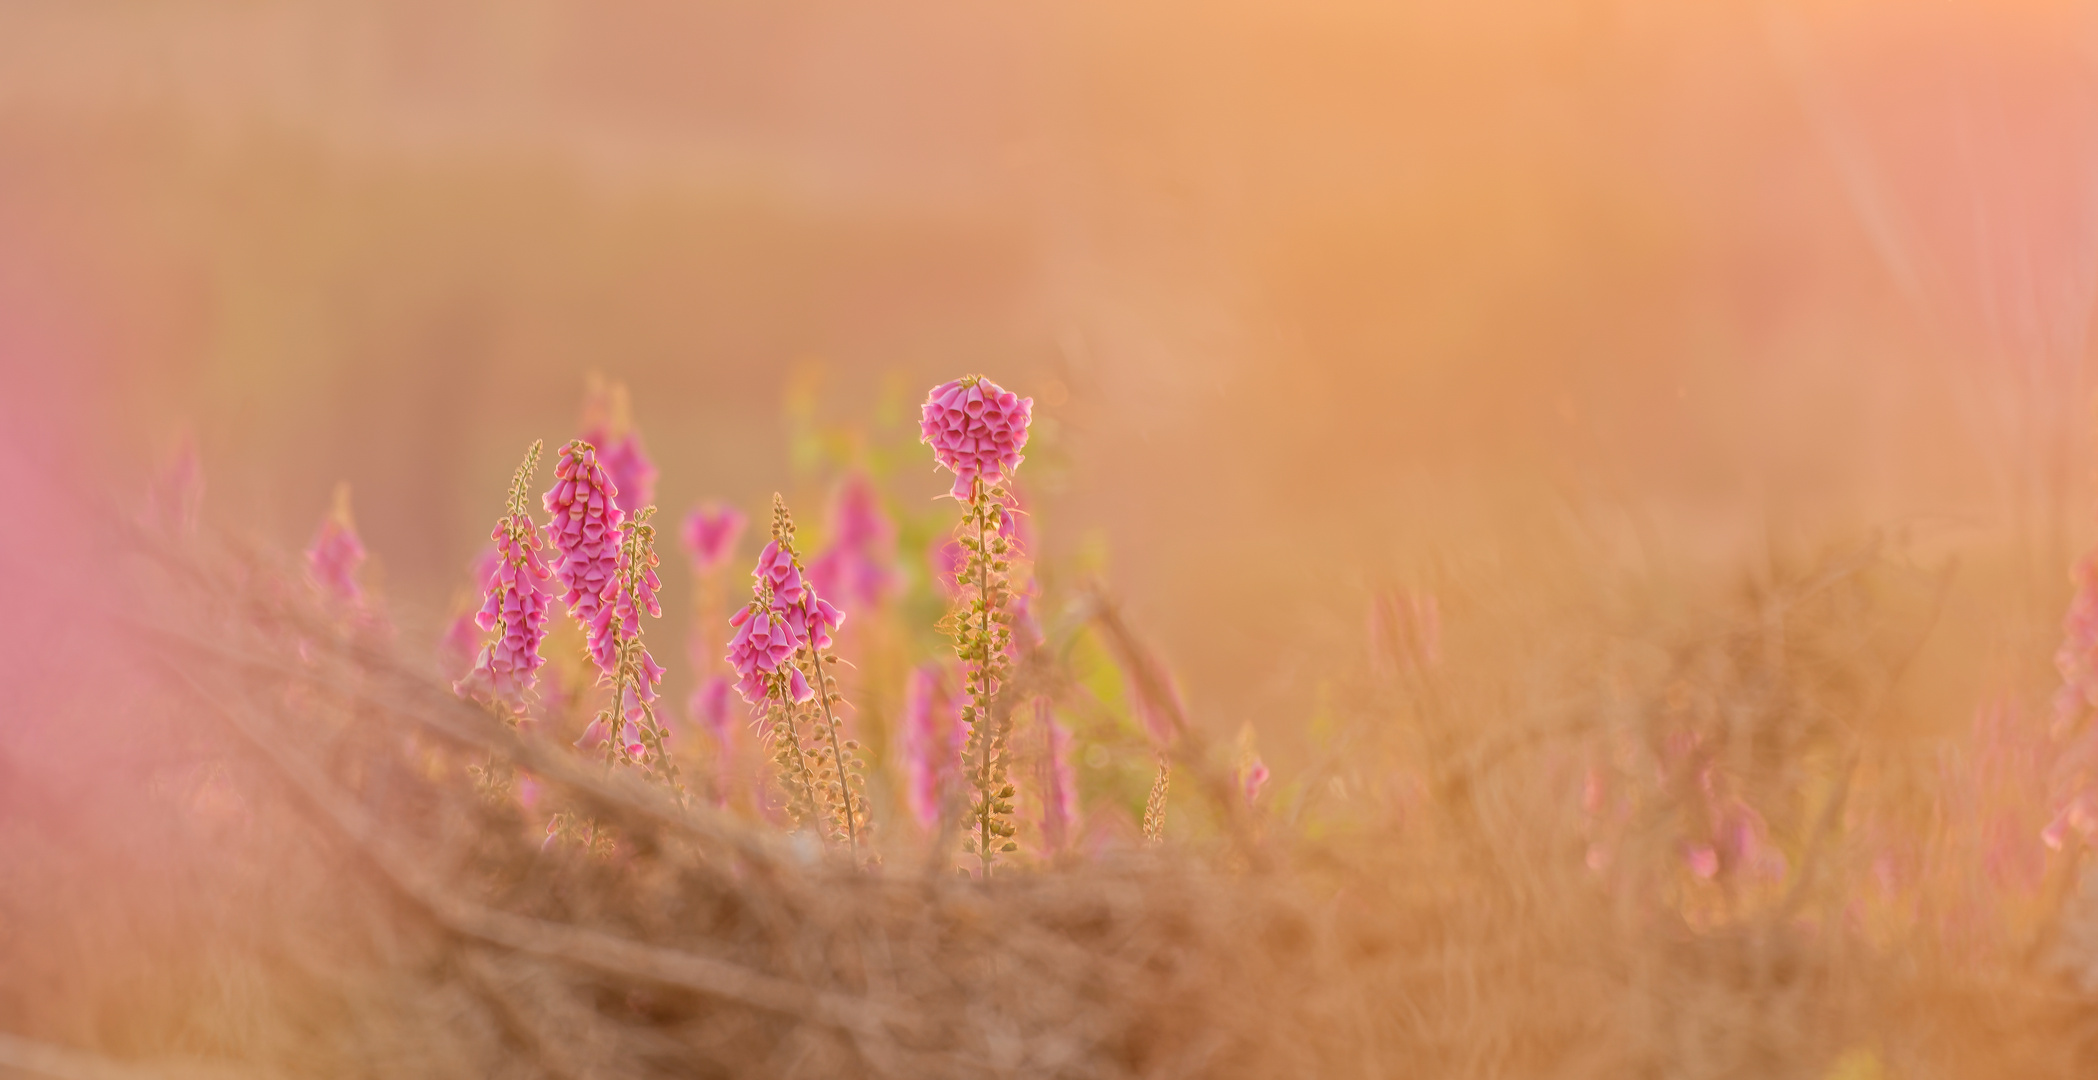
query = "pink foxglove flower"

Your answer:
(728, 603), (801, 705)
(586, 529), (663, 676)
(783, 589), (844, 654)
(808, 472), (897, 612)
(728, 536), (847, 706)
(919, 375), (1034, 500)
(544, 440), (625, 630)
(305, 484), (368, 610)
(579, 376), (657, 512)
(735, 495), (869, 852)
(902, 664), (961, 830)
(456, 444), (554, 708)
(753, 538), (806, 606)
(579, 506), (679, 793)
(924, 375), (1035, 875)
(459, 530), (554, 706)
(1039, 700), (1079, 853)
(682, 503), (747, 575)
